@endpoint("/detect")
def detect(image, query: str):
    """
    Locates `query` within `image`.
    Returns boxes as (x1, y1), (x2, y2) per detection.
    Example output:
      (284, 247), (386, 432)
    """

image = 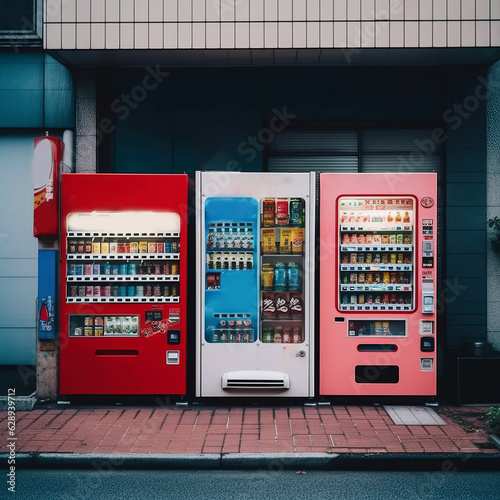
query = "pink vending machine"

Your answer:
(319, 173), (437, 396)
